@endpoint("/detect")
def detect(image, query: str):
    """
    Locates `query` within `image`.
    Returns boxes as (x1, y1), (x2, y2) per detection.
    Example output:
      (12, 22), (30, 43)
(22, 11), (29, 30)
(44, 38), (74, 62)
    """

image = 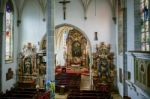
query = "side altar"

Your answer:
(17, 43), (46, 88)
(92, 42), (116, 91)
